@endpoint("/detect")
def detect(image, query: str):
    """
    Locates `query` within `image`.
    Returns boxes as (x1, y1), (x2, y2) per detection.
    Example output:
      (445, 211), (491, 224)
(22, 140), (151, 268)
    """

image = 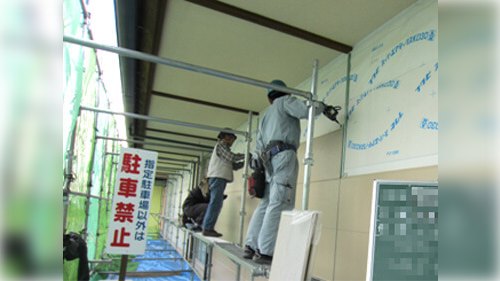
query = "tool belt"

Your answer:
(263, 141), (297, 160)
